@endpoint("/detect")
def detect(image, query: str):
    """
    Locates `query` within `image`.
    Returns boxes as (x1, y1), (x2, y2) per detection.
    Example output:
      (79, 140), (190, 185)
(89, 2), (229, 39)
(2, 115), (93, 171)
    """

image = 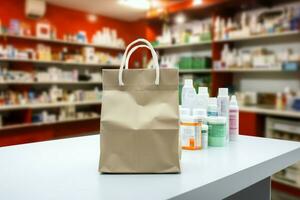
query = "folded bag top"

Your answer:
(99, 38), (180, 173)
